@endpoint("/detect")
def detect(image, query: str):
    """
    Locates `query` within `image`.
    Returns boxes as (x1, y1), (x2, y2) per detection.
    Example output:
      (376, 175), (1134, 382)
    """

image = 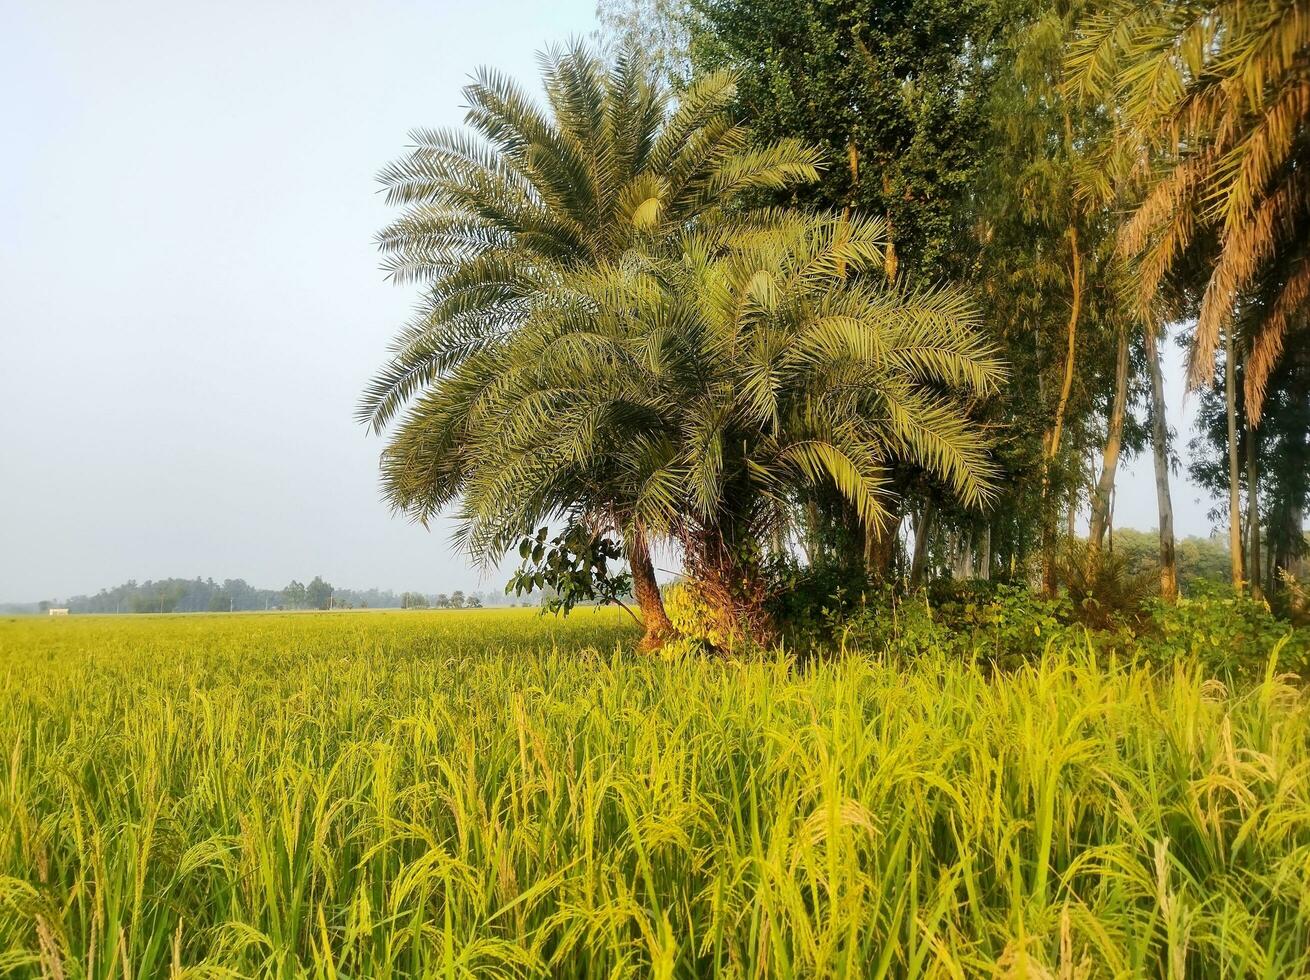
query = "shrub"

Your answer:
(663, 580), (741, 652)
(1056, 540), (1157, 630)
(1145, 583), (1310, 678)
